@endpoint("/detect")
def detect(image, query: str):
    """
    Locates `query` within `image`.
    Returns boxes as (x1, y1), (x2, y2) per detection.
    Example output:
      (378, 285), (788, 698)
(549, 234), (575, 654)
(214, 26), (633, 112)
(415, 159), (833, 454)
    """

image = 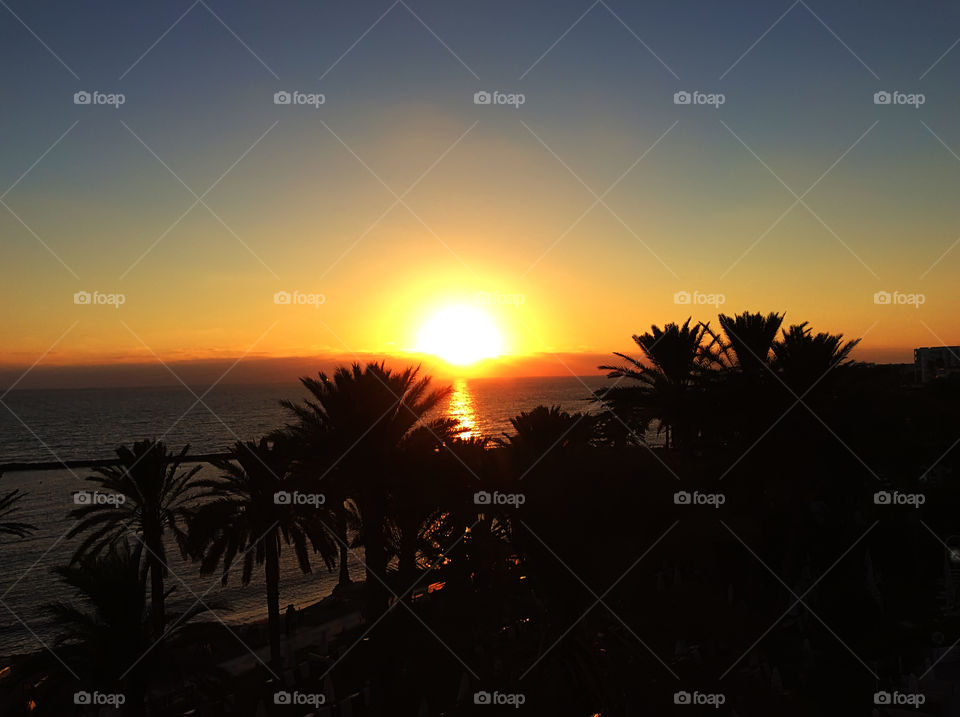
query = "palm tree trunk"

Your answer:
(265, 530), (283, 670)
(336, 506), (351, 588)
(360, 496), (389, 618)
(146, 534), (166, 640)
